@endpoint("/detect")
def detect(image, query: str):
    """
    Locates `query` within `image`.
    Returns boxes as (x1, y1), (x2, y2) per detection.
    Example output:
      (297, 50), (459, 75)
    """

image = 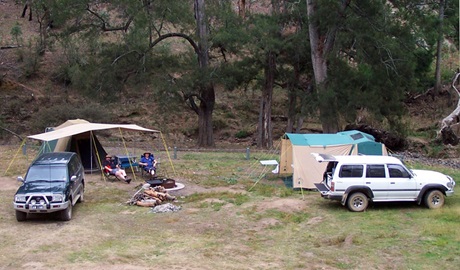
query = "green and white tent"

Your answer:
(279, 130), (388, 189)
